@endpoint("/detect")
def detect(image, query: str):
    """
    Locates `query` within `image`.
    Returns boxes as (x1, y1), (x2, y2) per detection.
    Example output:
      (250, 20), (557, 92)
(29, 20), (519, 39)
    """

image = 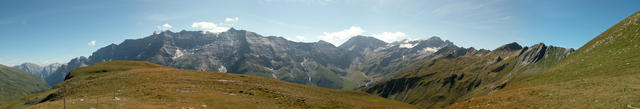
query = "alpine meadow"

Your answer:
(1, 0), (639, 109)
